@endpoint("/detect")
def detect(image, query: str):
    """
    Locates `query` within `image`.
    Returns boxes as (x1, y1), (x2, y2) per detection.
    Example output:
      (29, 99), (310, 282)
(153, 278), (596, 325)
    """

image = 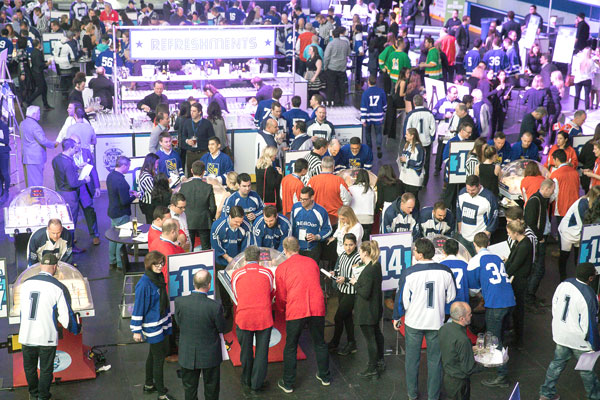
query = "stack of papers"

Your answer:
(119, 229), (133, 237)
